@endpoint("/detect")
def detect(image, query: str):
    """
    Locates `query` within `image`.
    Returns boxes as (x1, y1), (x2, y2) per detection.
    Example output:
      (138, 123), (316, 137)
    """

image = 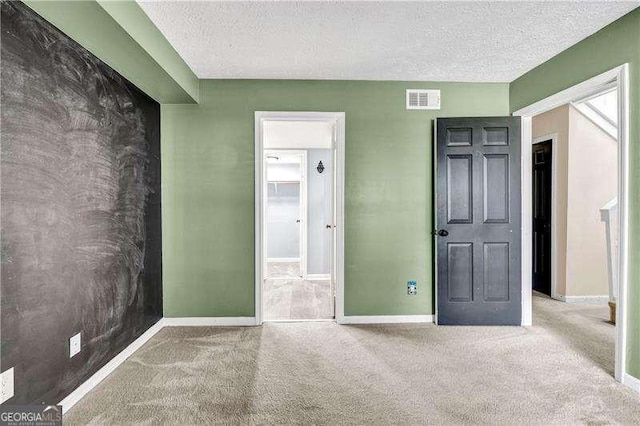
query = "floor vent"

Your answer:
(406, 89), (440, 110)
